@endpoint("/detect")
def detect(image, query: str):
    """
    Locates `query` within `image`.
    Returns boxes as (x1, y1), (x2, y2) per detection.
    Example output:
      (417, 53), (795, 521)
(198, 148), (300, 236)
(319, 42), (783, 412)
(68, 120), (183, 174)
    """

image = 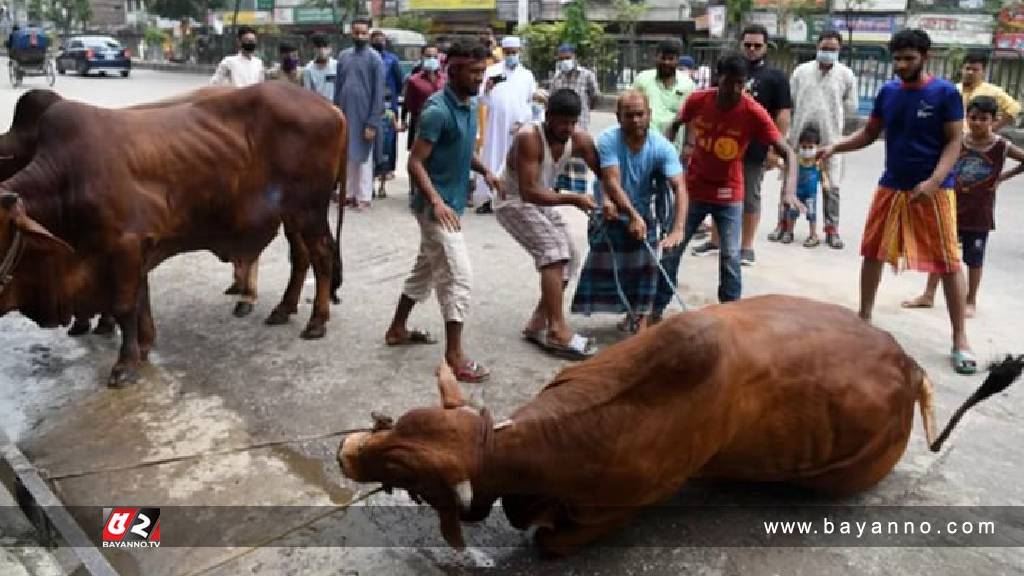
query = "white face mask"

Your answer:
(816, 50), (838, 66)
(799, 147), (817, 160)
(557, 59), (575, 73)
(422, 57), (440, 72)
